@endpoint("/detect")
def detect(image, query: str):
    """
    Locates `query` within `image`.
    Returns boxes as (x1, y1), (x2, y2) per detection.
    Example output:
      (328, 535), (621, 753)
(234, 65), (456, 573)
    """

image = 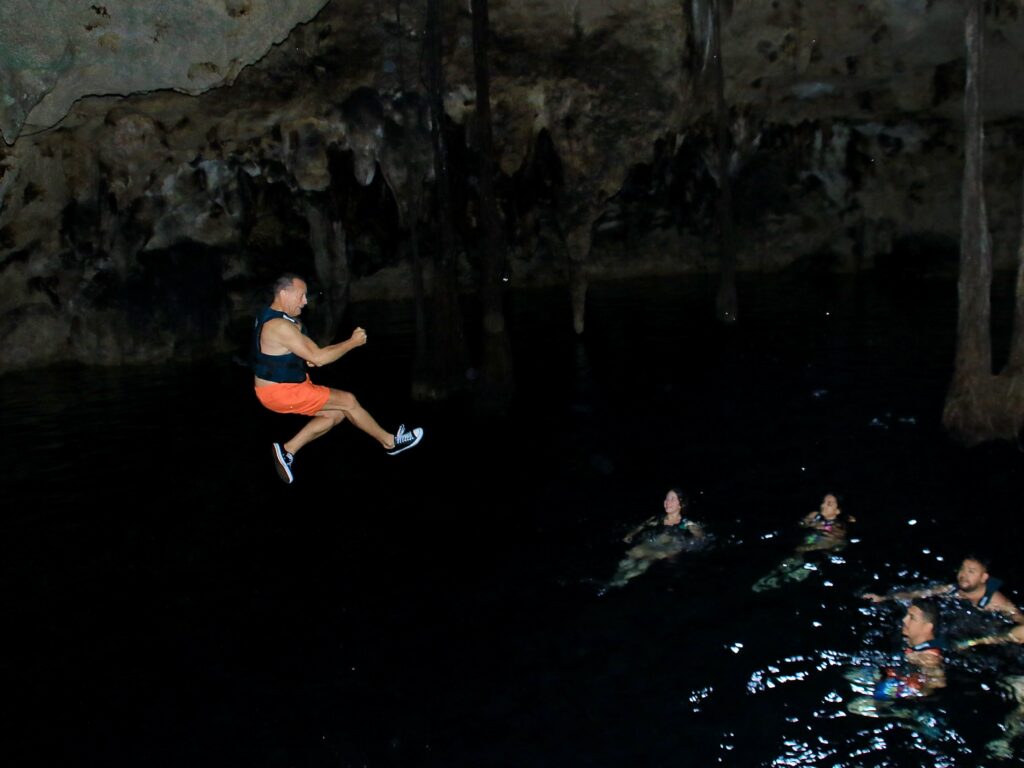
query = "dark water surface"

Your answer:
(3, 273), (1024, 767)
